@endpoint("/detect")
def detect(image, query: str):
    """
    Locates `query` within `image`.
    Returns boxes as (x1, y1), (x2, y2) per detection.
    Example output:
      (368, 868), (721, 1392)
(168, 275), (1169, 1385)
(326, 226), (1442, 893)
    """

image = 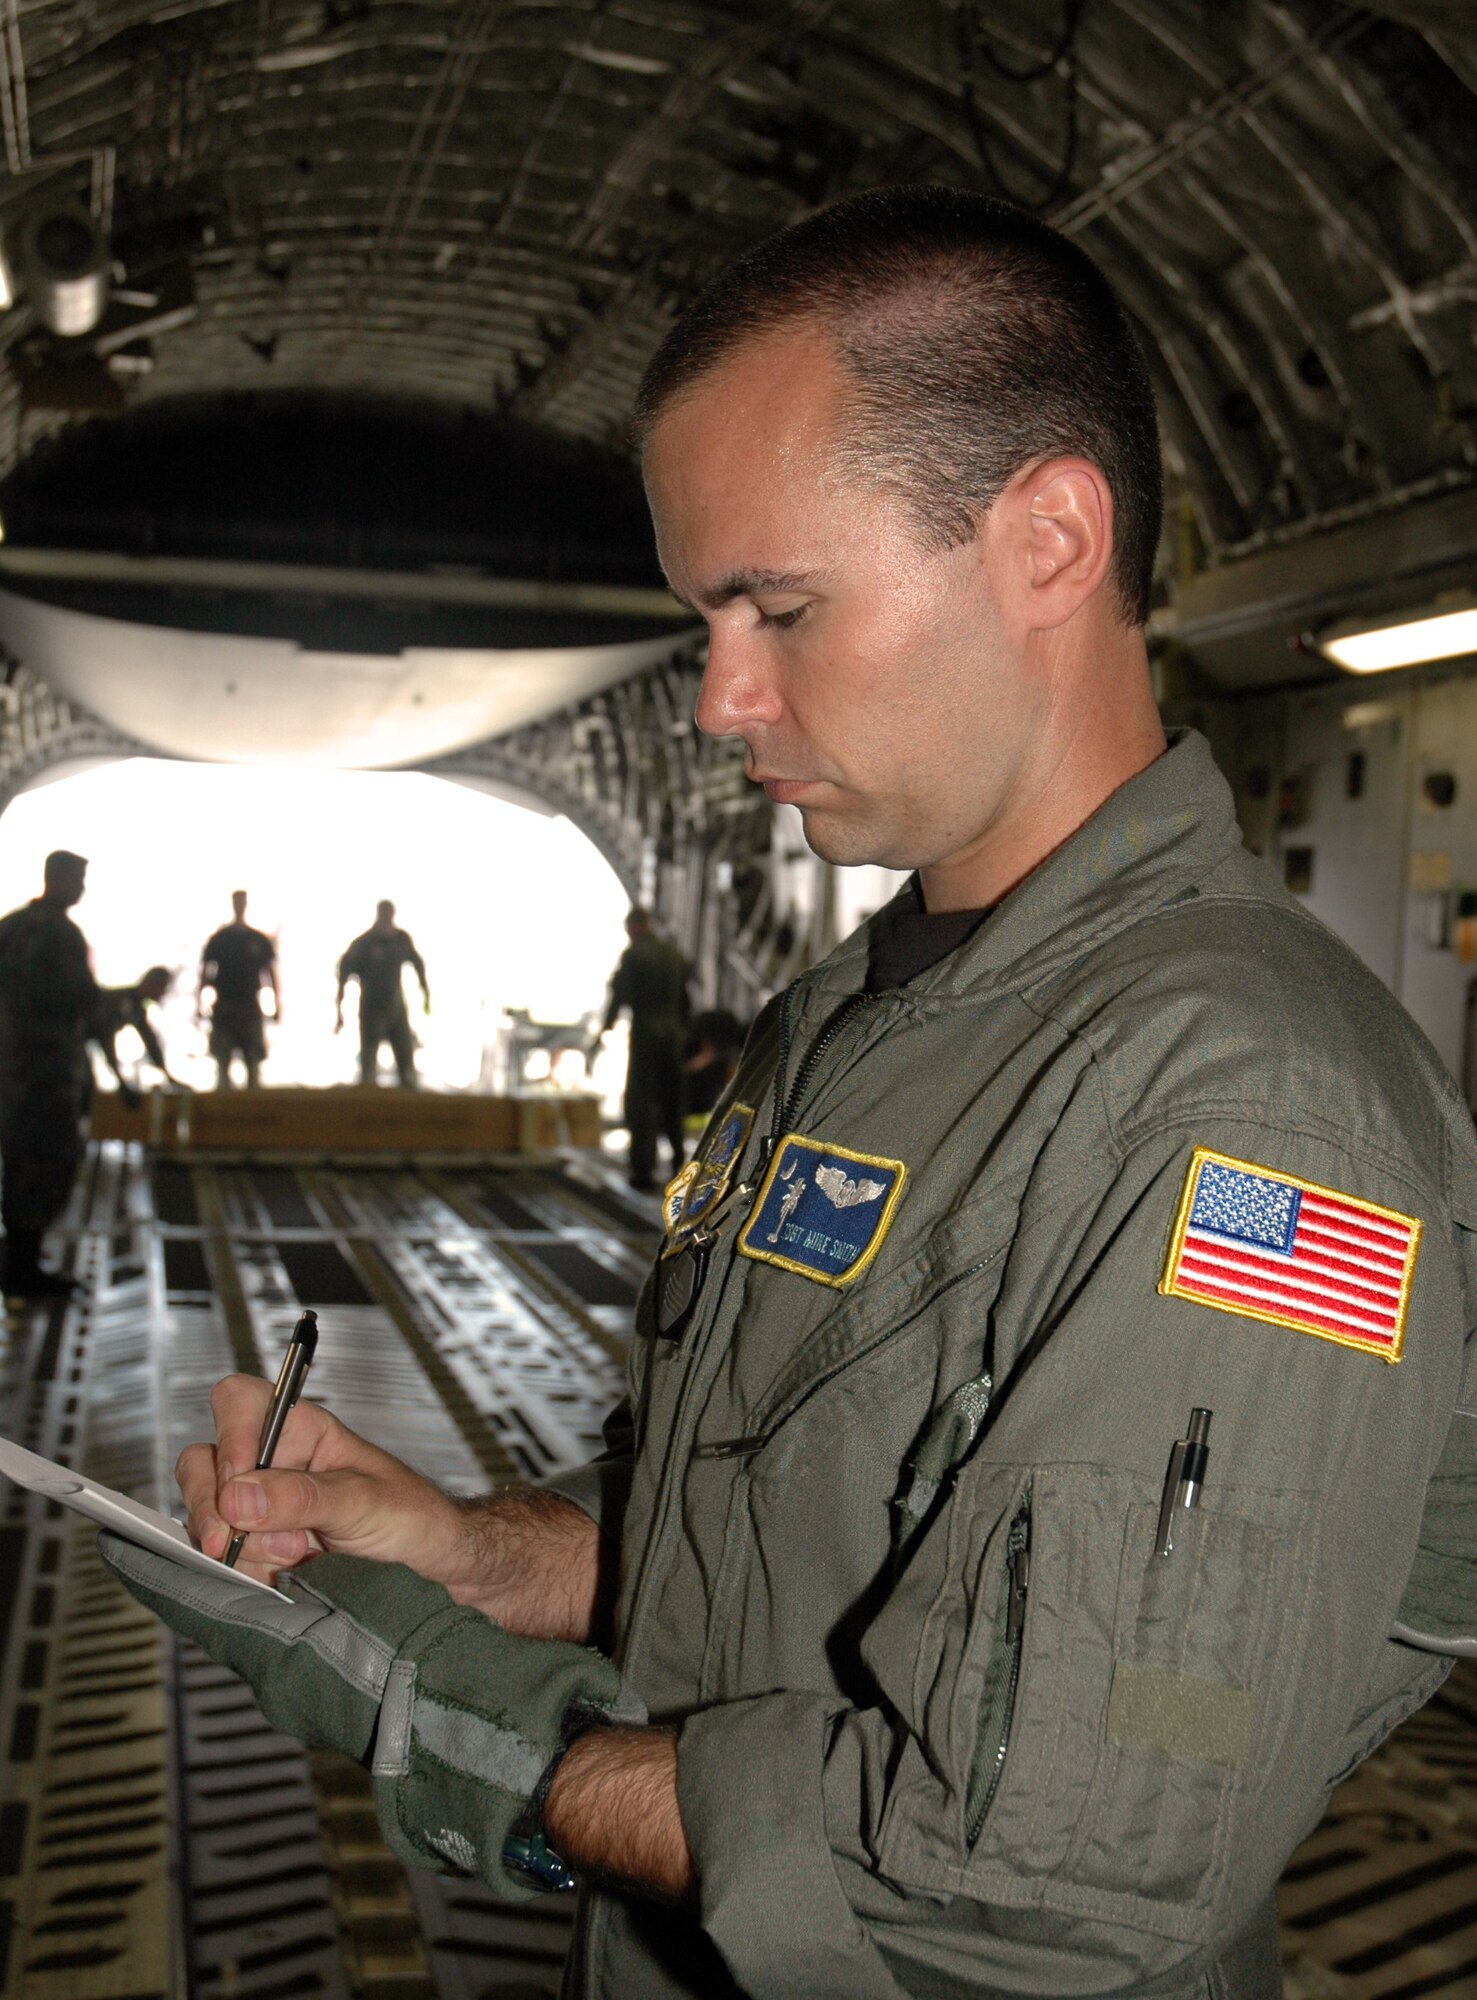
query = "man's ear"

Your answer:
(1010, 457), (1115, 631)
